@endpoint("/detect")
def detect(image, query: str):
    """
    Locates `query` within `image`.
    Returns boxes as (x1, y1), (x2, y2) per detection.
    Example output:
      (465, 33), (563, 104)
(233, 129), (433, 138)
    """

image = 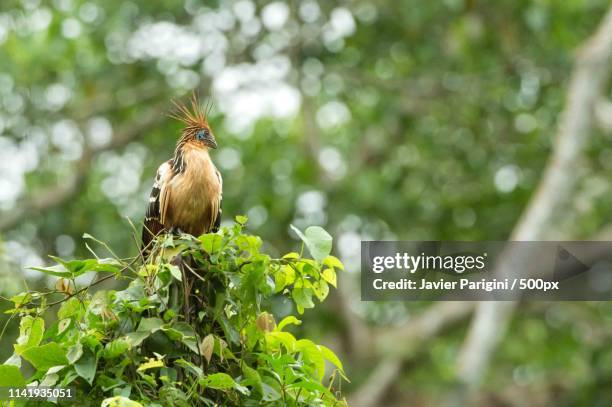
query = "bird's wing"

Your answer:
(142, 160), (172, 252)
(211, 168), (222, 232)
